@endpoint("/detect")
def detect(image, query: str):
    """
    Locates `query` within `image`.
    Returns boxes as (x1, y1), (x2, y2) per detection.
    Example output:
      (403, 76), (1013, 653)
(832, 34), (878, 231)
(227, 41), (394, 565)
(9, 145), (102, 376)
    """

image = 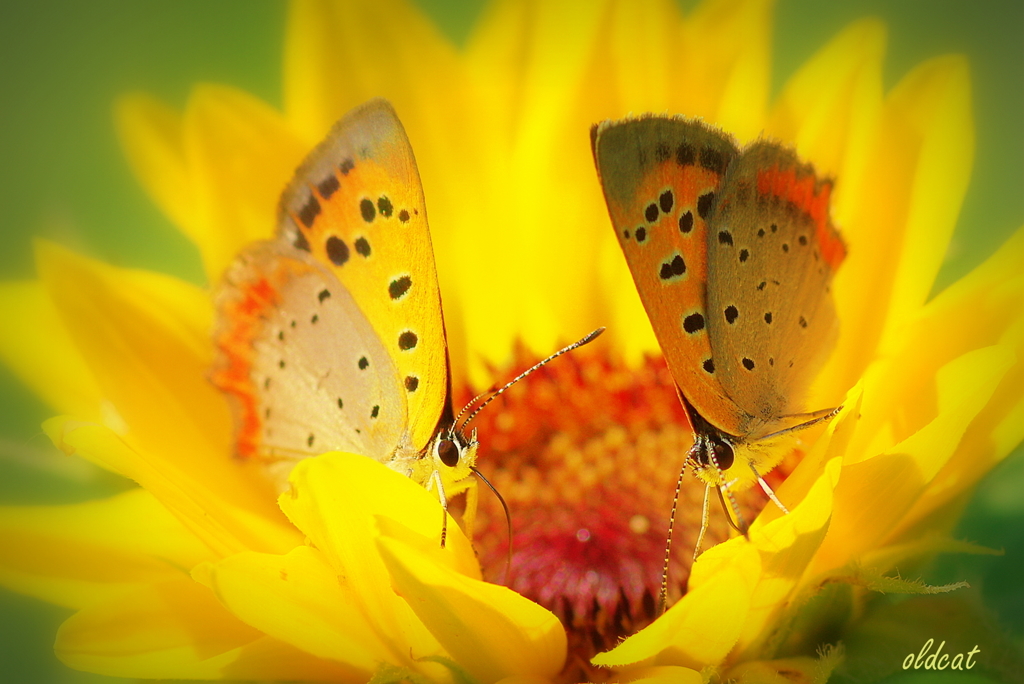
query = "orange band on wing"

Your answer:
(757, 166), (846, 269)
(211, 275), (282, 460)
